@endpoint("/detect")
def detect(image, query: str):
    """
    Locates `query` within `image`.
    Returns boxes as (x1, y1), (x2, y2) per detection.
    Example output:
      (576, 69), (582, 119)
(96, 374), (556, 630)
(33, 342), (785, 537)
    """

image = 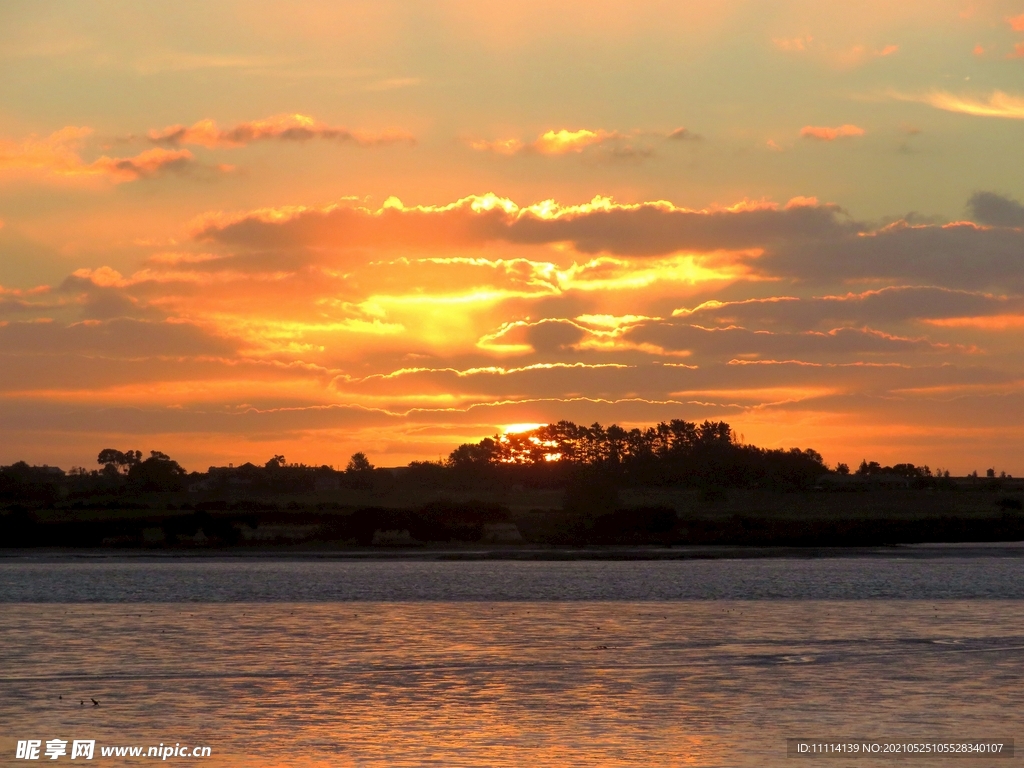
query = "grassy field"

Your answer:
(4, 480), (1021, 550)
(22, 481), (1024, 523)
